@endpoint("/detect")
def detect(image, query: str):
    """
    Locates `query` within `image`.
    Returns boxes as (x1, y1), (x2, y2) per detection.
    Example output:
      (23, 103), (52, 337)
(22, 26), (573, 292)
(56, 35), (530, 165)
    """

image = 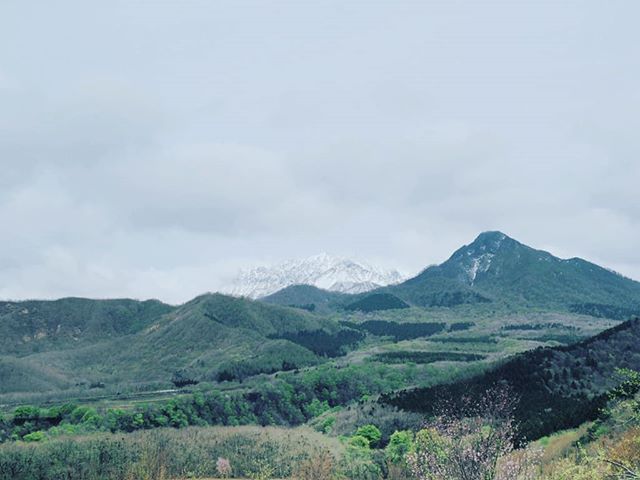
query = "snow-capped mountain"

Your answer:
(225, 253), (405, 299)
